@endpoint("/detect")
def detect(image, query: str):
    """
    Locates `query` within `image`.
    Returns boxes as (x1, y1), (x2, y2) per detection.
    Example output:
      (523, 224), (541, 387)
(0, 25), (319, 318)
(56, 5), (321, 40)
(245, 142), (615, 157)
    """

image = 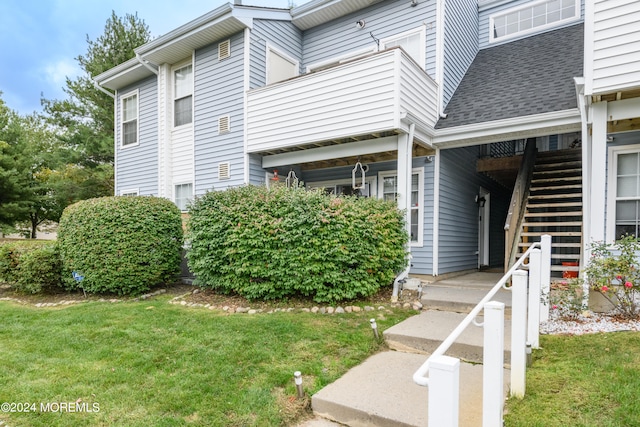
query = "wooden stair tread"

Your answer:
(522, 221), (582, 227)
(524, 211), (582, 217)
(519, 242), (581, 248)
(528, 193), (582, 200)
(526, 202), (582, 208)
(521, 231), (581, 237)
